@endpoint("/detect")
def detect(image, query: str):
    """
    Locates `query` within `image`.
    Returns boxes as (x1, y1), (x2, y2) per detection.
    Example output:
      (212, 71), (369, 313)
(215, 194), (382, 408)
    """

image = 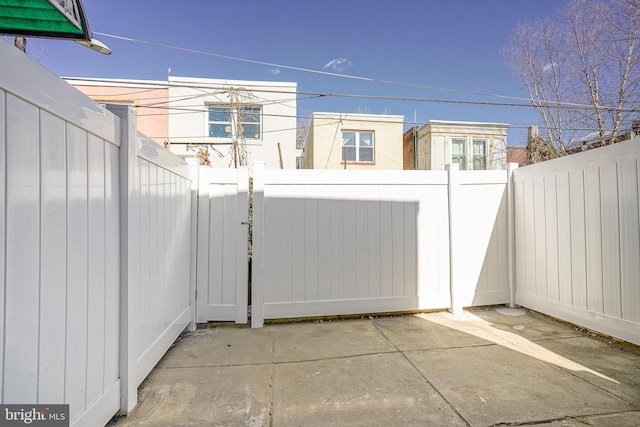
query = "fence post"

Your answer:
(251, 162), (265, 328)
(236, 167), (249, 324)
(506, 163), (519, 308)
(107, 104), (139, 414)
(187, 165), (199, 332)
(446, 163), (463, 315)
(195, 168), (211, 324)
